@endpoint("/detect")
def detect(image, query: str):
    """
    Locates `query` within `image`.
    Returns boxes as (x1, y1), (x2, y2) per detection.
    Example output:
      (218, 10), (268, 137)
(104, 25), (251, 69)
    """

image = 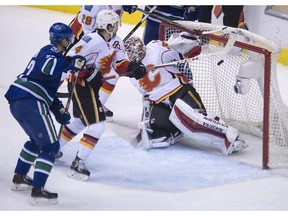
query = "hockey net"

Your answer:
(159, 21), (288, 168)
